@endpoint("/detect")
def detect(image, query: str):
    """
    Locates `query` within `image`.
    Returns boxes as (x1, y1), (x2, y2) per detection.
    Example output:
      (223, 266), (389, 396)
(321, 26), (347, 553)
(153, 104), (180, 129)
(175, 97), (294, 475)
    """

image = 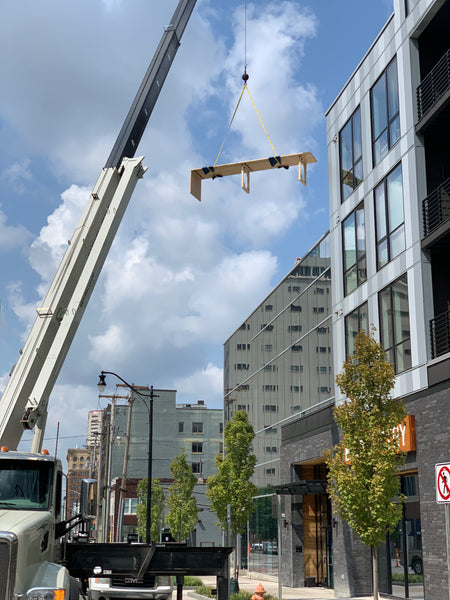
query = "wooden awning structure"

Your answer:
(190, 152), (317, 201)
